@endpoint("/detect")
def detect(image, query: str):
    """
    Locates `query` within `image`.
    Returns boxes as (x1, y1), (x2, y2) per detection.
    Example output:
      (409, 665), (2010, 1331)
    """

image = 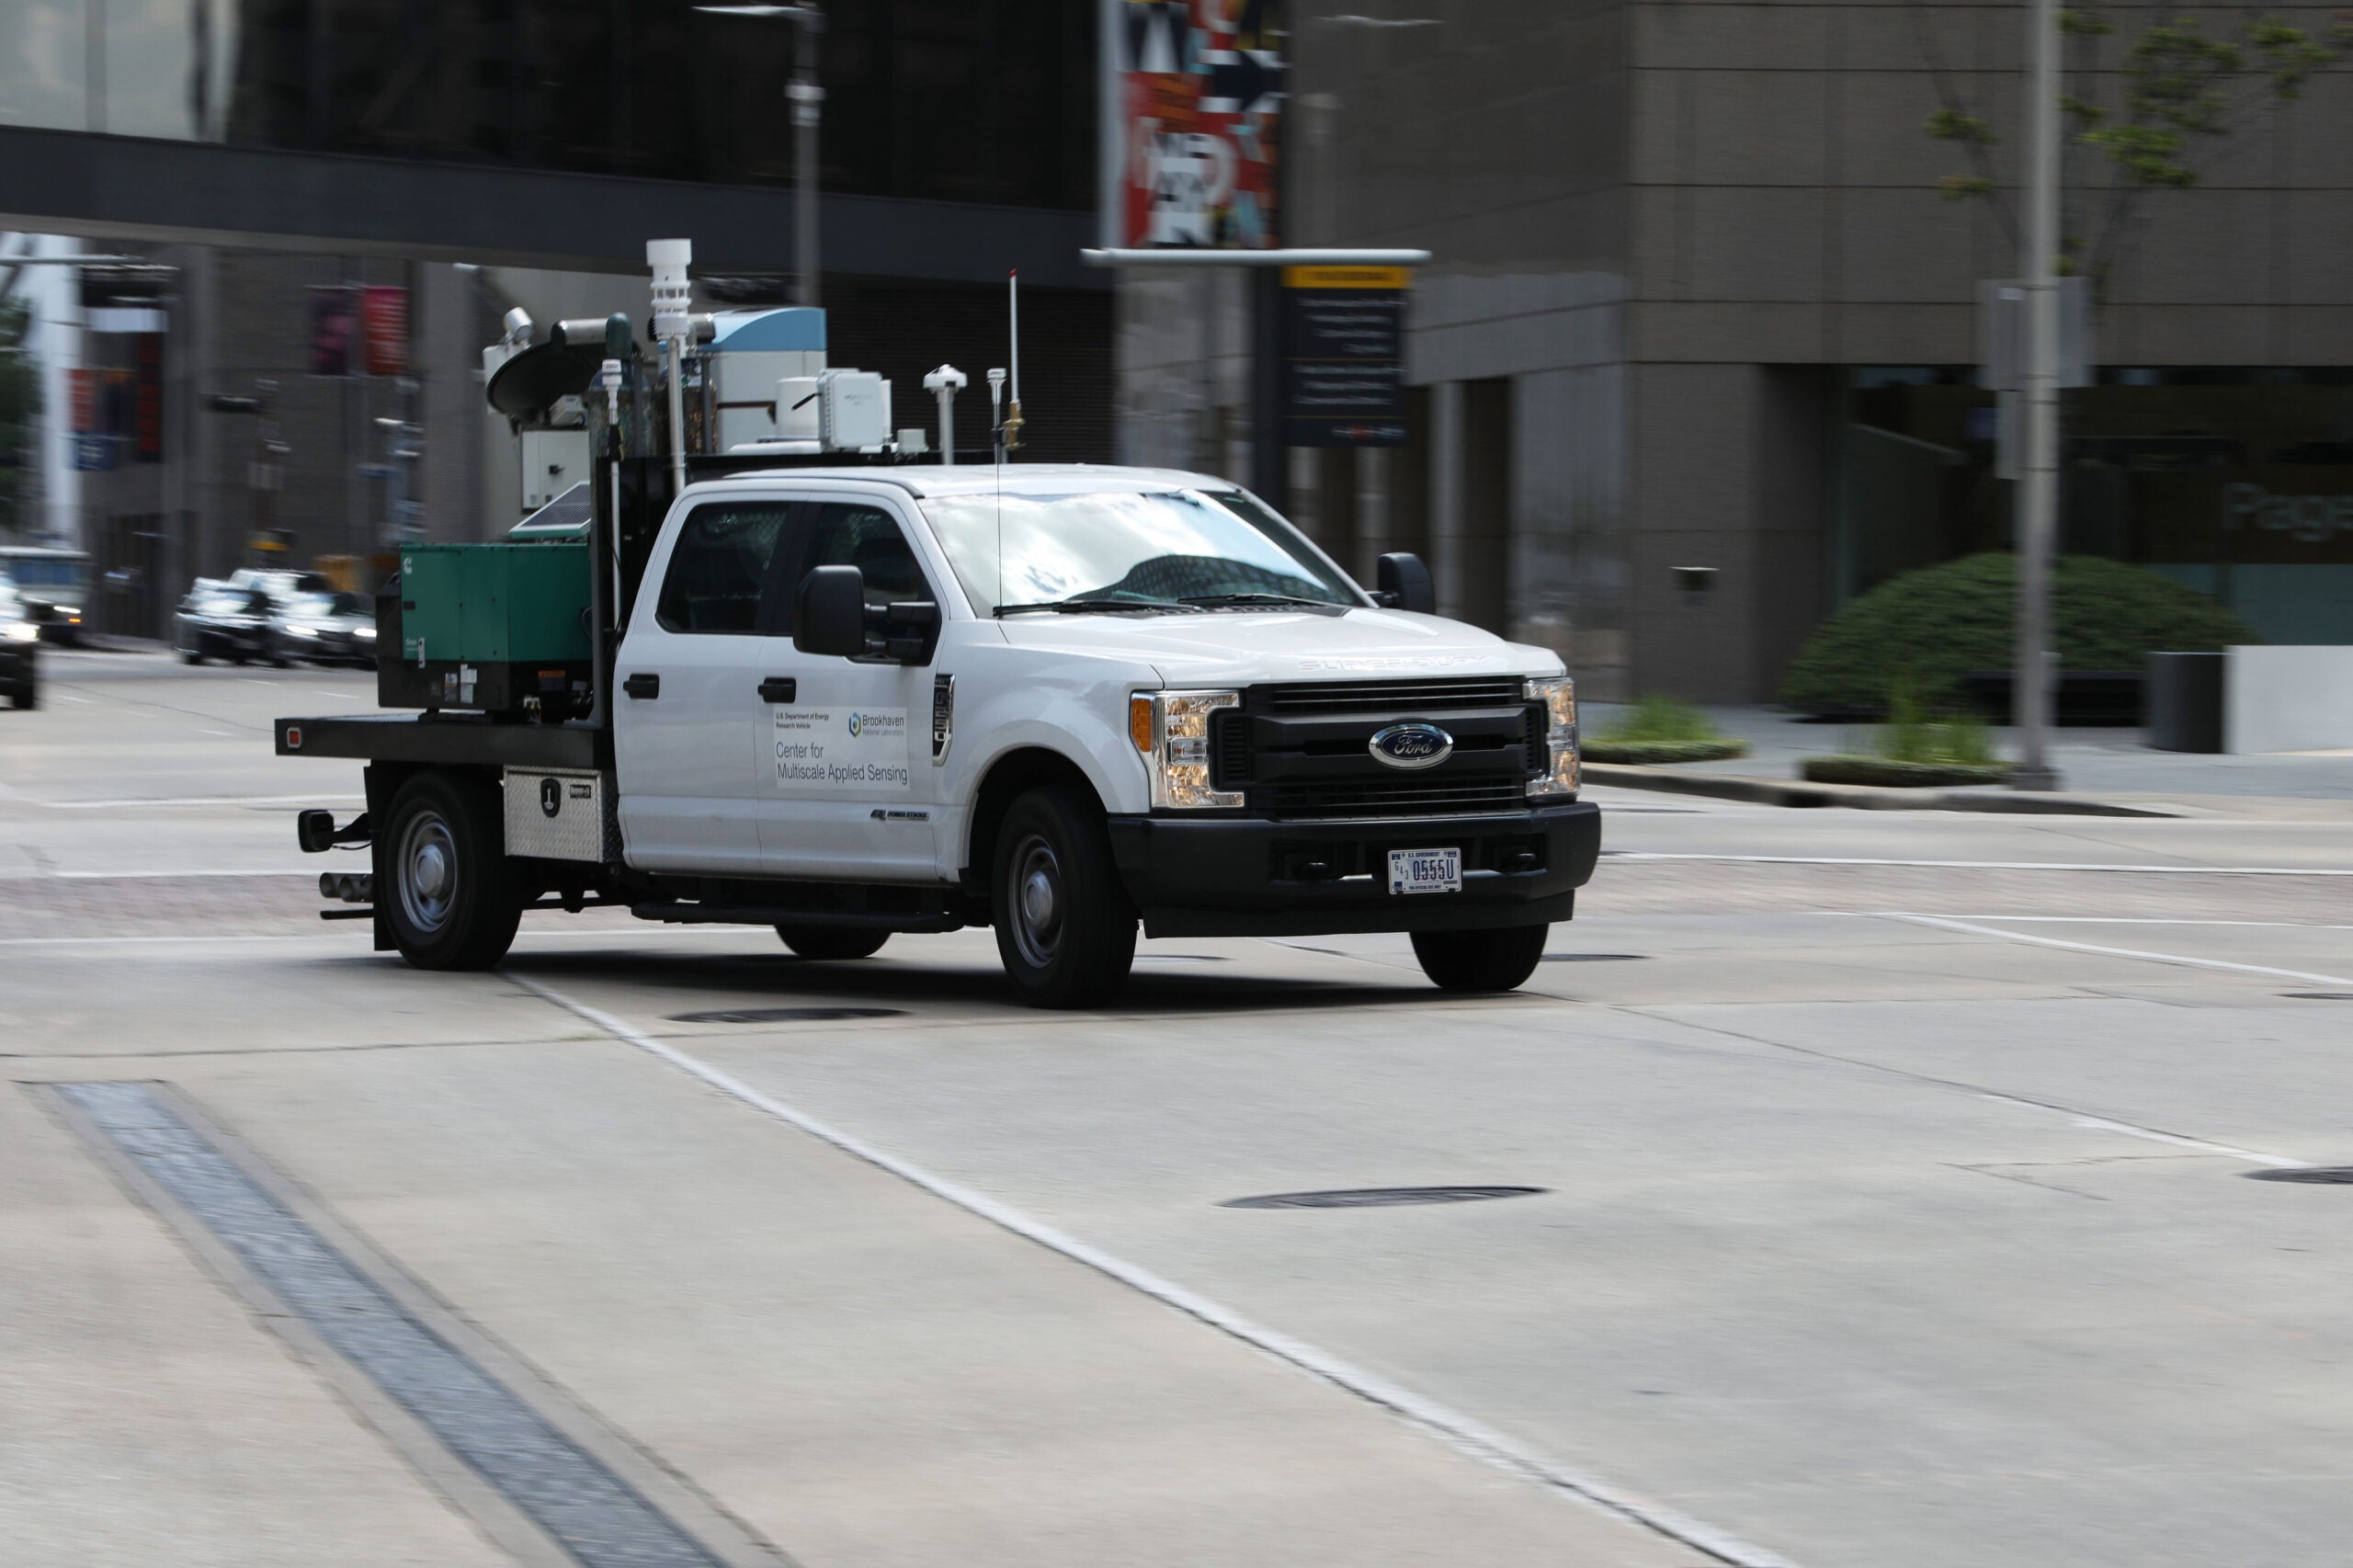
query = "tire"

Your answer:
(381, 770), (521, 970)
(8, 679), (32, 710)
(182, 650), (203, 665)
(1410, 924), (1551, 993)
(991, 784), (1137, 1008)
(776, 925), (891, 960)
